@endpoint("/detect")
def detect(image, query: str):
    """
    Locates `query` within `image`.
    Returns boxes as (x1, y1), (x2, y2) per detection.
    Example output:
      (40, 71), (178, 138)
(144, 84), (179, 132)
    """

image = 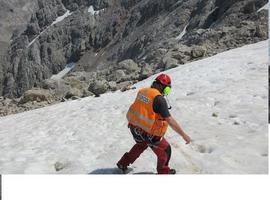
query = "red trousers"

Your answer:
(117, 136), (172, 174)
